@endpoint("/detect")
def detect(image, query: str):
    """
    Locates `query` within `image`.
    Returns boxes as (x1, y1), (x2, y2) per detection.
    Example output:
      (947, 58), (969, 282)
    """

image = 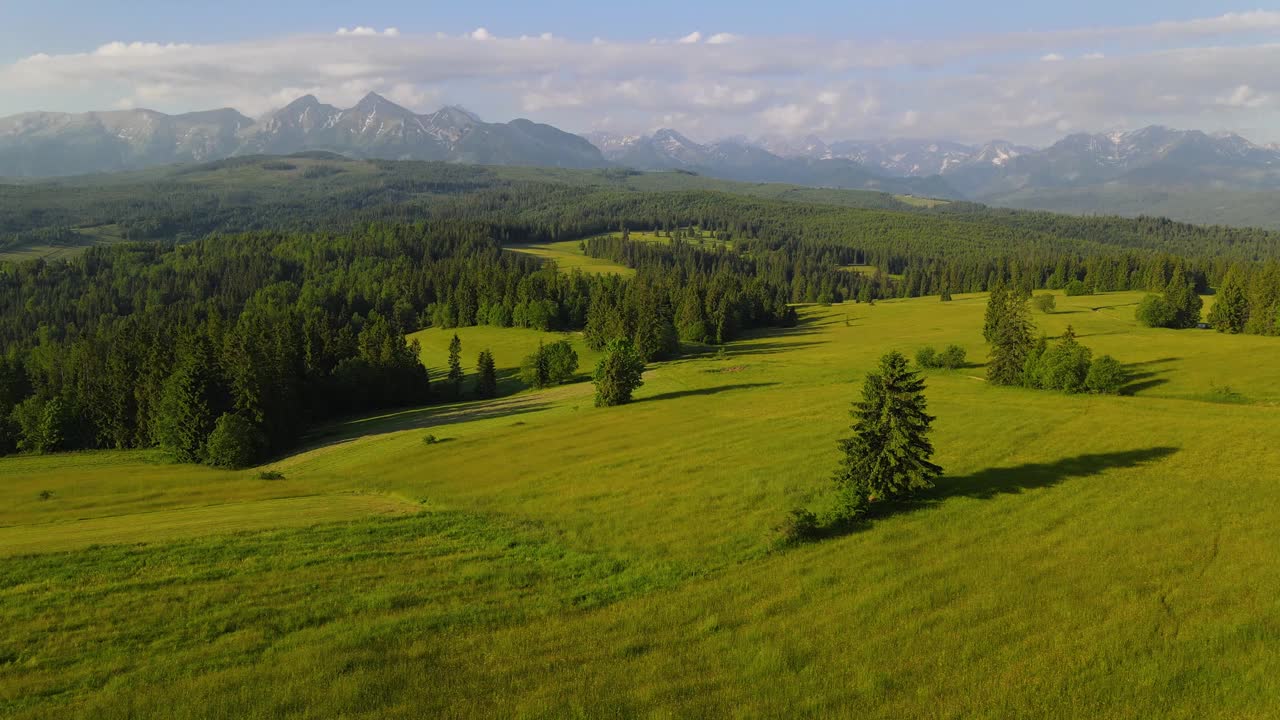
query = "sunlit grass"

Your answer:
(2, 291), (1279, 718)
